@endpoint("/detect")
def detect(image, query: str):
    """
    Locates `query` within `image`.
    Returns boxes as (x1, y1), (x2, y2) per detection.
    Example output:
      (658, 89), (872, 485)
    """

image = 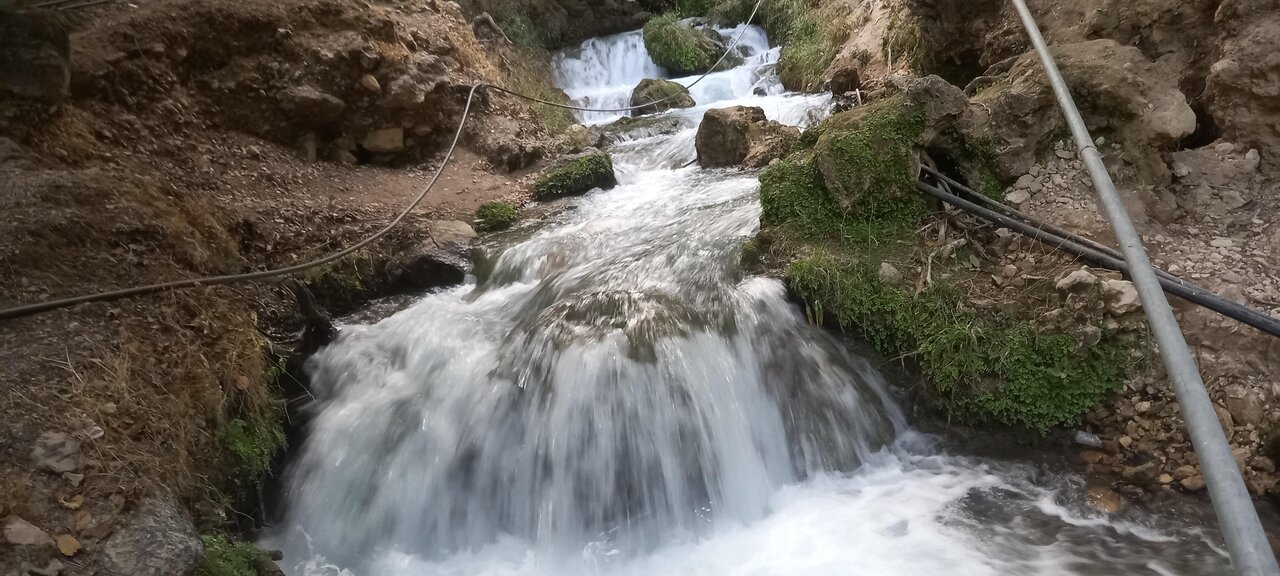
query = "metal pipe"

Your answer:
(1008, 1), (1280, 574)
(918, 166), (1280, 339)
(916, 179), (1280, 339)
